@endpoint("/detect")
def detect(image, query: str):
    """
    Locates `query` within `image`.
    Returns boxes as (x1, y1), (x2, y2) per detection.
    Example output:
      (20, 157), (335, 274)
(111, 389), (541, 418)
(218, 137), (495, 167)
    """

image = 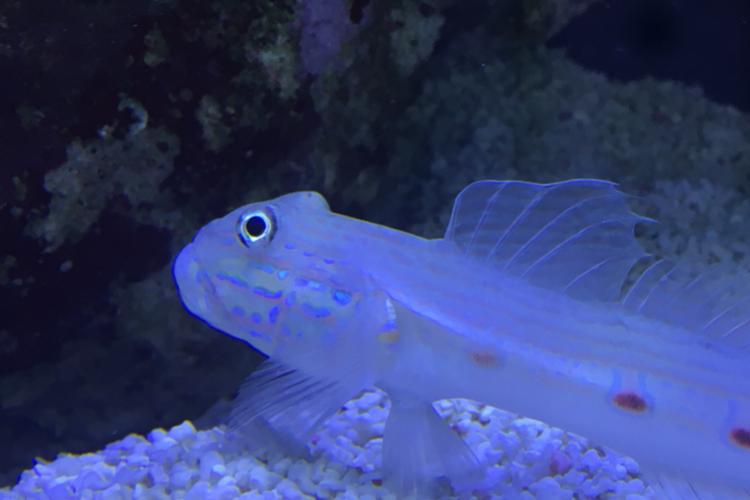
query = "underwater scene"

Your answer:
(2, 0), (750, 498)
